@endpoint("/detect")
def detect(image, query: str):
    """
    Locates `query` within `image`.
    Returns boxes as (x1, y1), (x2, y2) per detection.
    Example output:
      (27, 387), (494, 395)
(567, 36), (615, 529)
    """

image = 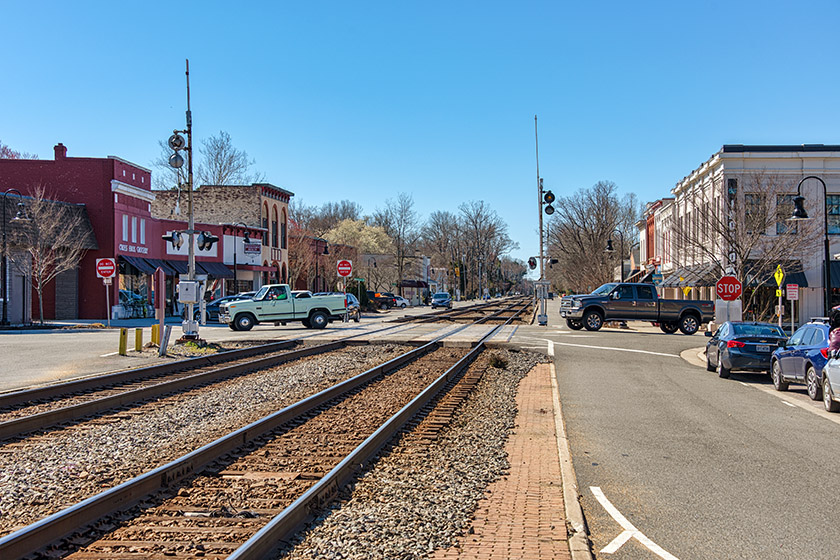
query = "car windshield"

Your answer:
(732, 323), (785, 337)
(433, 293), (449, 300)
(253, 286), (270, 300)
(592, 283), (618, 295)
